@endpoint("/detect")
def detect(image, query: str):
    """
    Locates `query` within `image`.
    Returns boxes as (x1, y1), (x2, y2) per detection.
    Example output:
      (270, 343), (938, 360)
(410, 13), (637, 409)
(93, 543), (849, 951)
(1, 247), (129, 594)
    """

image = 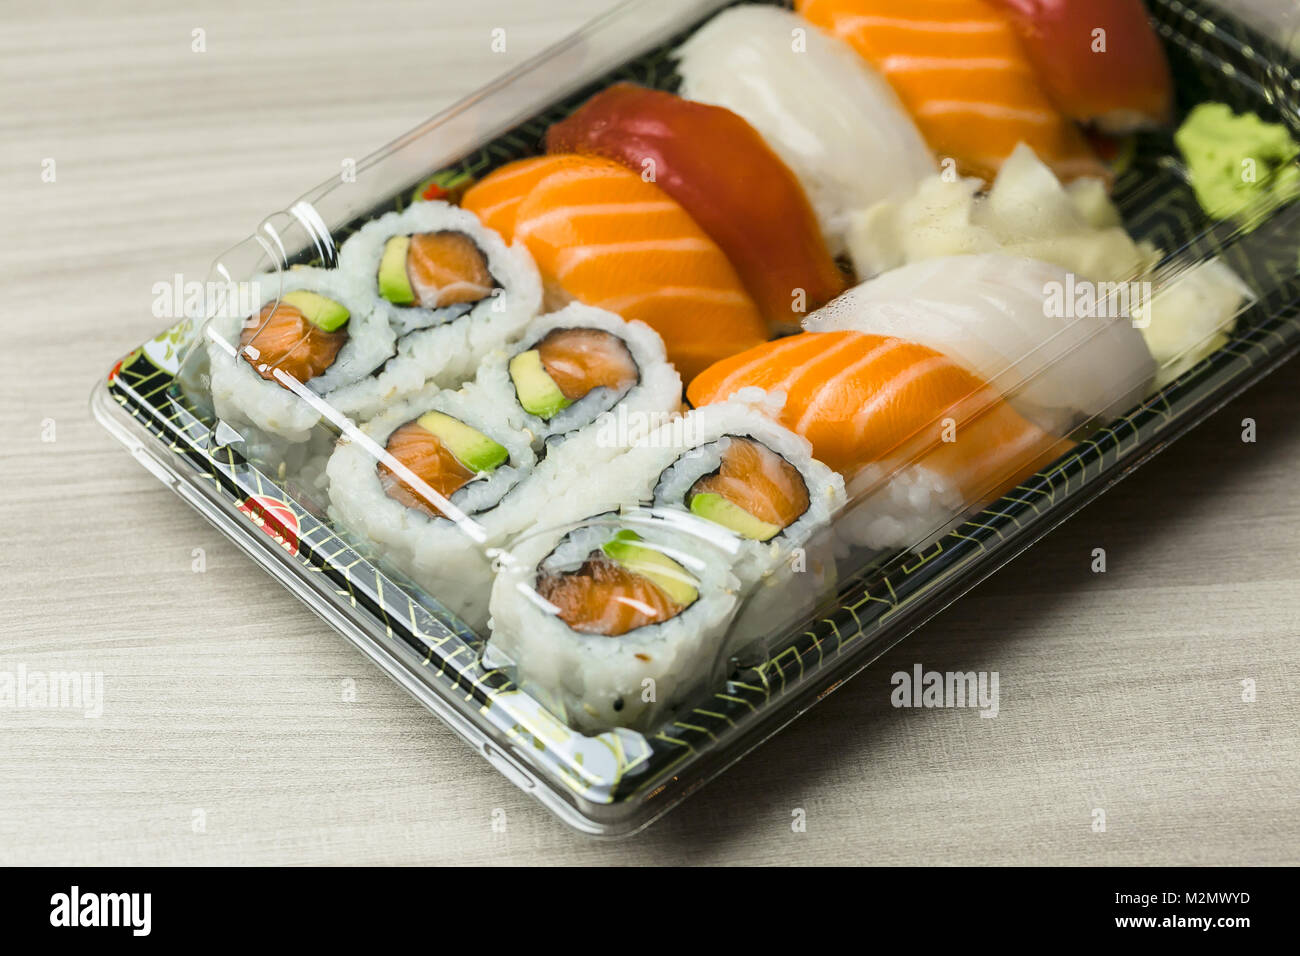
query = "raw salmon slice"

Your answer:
(688, 437), (811, 530)
(687, 330), (1070, 501)
(407, 231), (494, 308)
(461, 155), (587, 239)
(465, 155), (768, 381)
(537, 551), (684, 637)
(239, 302), (347, 386)
(536, 327), (638, 401)
(377, 420), (476, 519)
